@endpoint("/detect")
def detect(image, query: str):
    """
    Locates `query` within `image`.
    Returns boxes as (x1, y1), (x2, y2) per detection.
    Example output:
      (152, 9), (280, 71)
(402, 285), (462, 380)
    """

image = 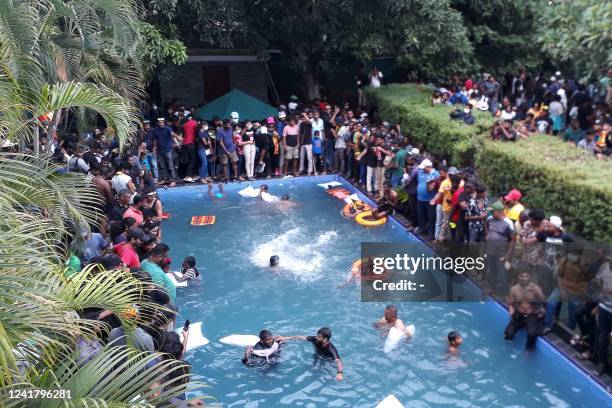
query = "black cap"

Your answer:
(127, 227), (147, 241)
